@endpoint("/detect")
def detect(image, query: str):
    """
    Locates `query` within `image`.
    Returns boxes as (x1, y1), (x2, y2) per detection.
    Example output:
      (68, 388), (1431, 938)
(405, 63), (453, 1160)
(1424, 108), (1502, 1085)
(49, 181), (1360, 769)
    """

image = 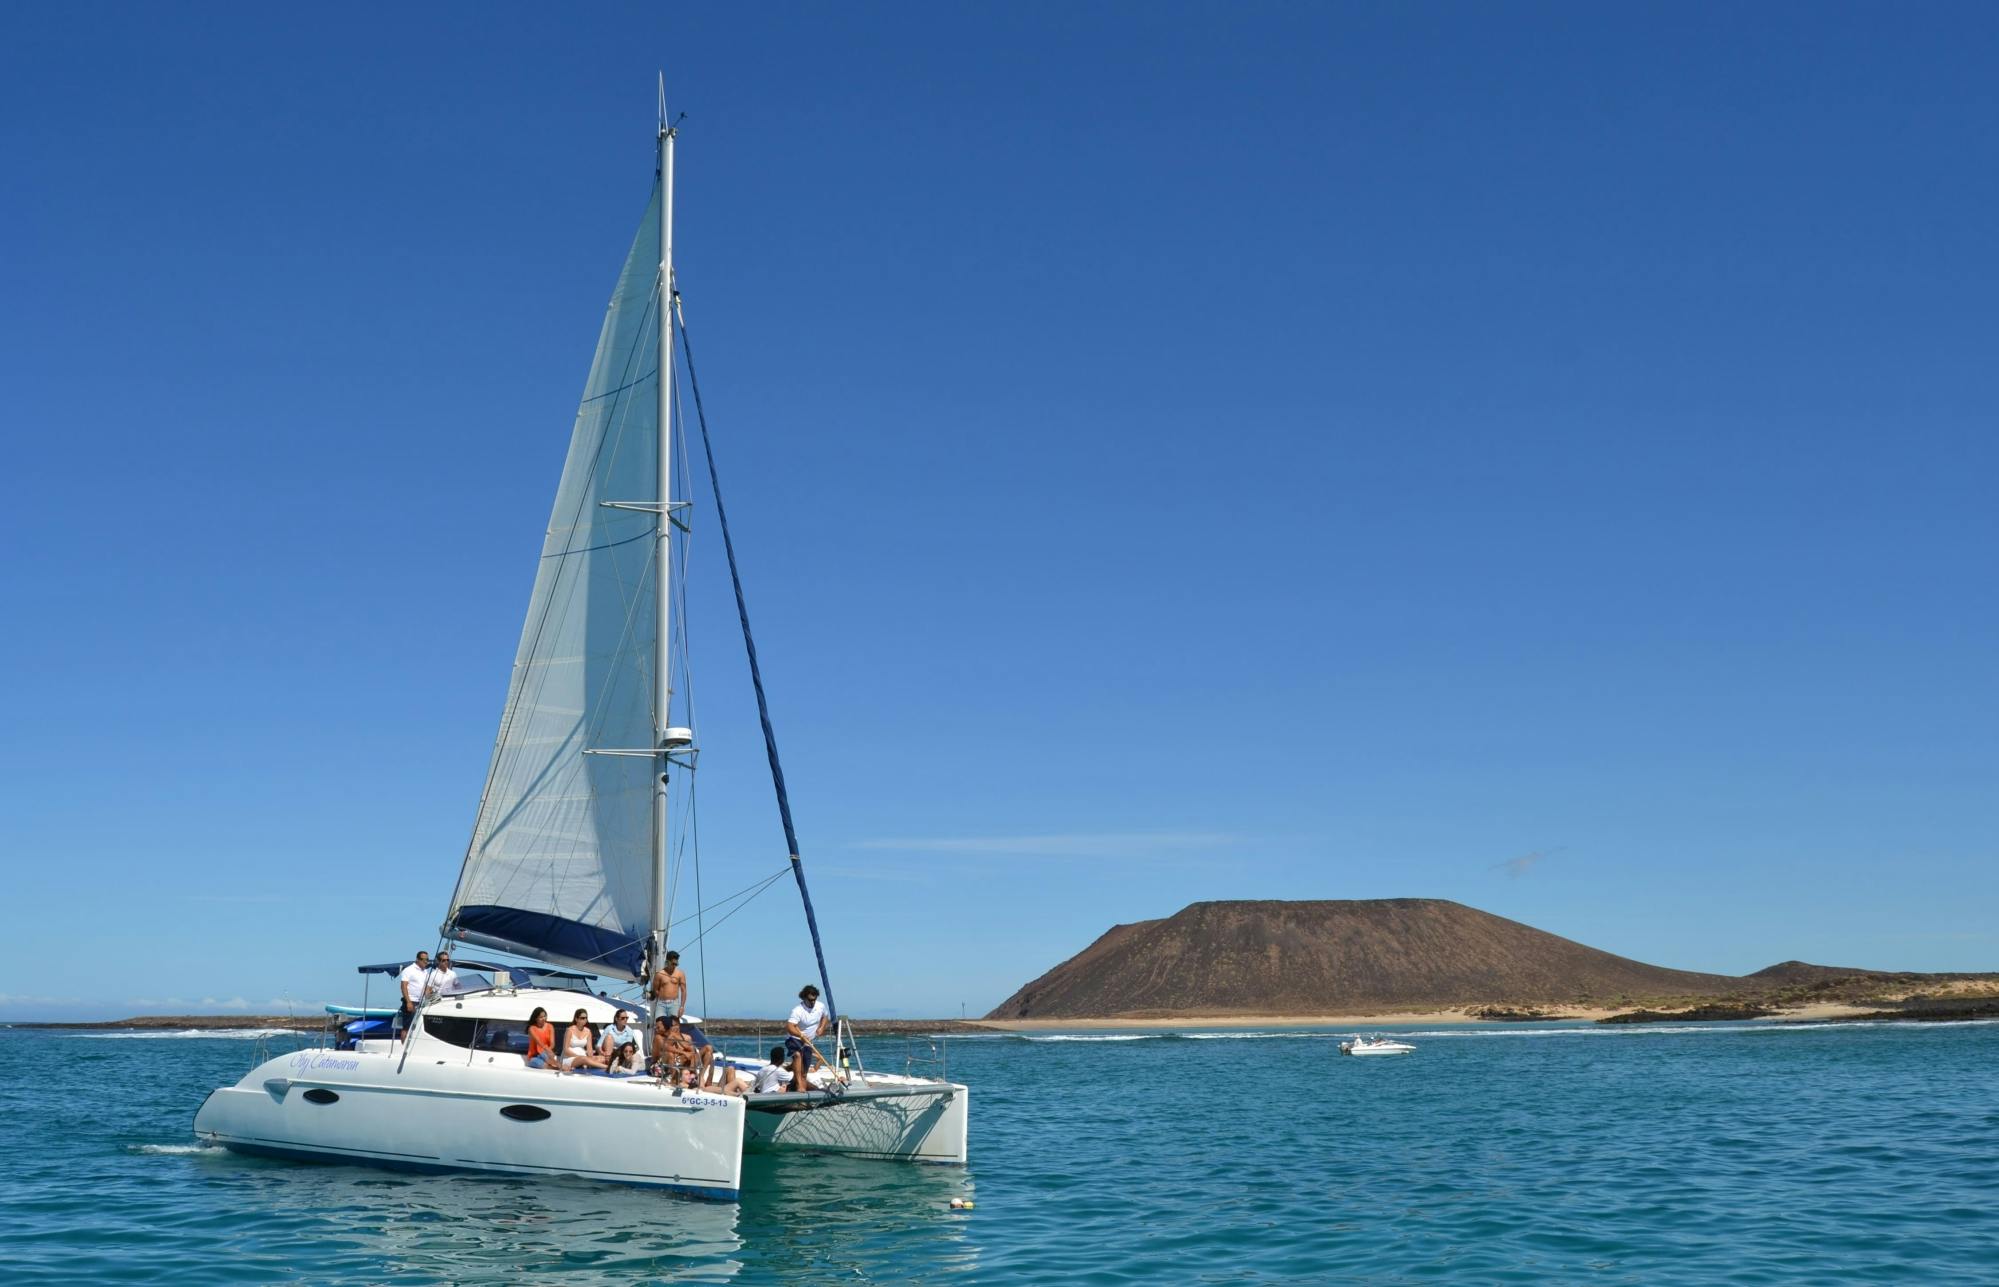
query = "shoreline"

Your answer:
(3, 1015), (996, 1037)
(14, 997), (1994, 1034)
(971, 1010), (1600, 1030)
